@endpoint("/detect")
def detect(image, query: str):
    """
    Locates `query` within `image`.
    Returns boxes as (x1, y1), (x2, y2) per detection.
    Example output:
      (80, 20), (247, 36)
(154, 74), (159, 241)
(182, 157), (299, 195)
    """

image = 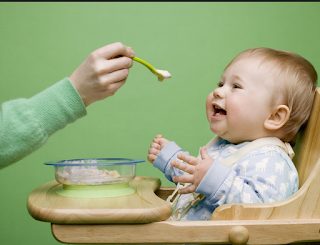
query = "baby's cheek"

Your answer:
(205, 93), (213, 120)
